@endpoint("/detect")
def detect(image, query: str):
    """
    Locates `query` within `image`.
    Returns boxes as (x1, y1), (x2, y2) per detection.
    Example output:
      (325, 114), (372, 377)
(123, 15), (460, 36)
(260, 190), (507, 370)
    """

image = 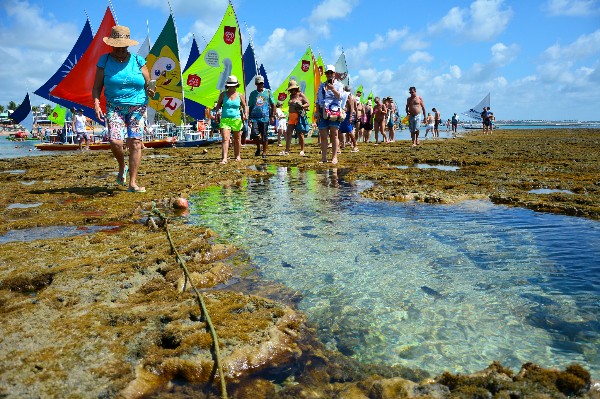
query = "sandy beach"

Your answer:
(0, 128), (599, 398)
